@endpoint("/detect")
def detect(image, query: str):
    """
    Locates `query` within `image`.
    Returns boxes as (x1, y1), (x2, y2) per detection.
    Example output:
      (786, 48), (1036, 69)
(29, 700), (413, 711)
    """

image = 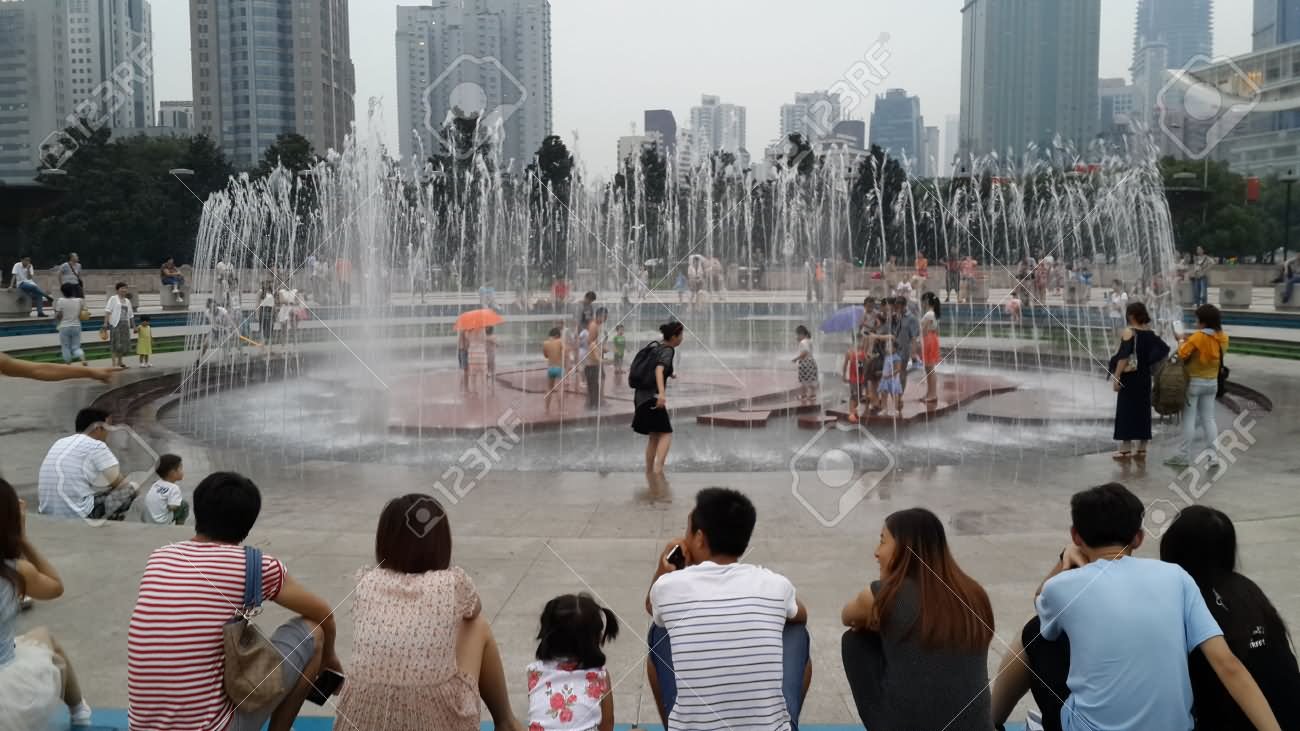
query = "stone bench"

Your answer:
(1276, 283), (1300, 311)
(0, 288), (34, 316)
(1064, 281), (1091, 305)
(160, 284), (191, 309)
(962, 278), (989, 304)
(1218, 281), (1252, 309)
